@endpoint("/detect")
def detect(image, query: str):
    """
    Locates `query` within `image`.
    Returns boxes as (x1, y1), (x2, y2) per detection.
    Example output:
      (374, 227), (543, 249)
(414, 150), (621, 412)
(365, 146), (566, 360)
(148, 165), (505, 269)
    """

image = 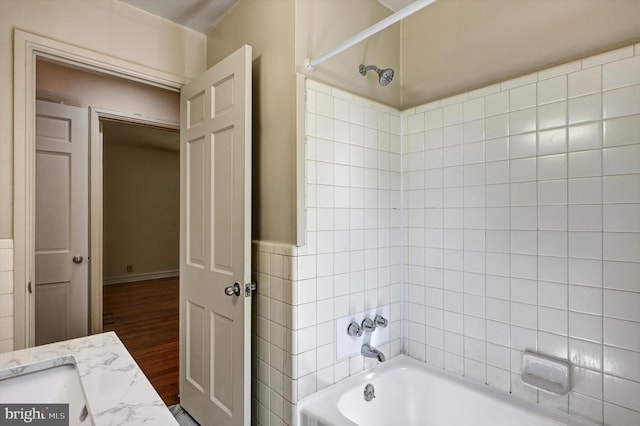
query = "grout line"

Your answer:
(600, 65), (606, 424)
(564, 76), (571, 415)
